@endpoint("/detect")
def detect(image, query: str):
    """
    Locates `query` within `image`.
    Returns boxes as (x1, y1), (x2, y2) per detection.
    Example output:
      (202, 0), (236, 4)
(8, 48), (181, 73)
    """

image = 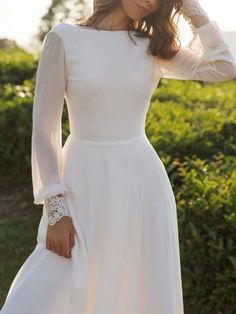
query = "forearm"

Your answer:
(189, 14), (209, 29)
